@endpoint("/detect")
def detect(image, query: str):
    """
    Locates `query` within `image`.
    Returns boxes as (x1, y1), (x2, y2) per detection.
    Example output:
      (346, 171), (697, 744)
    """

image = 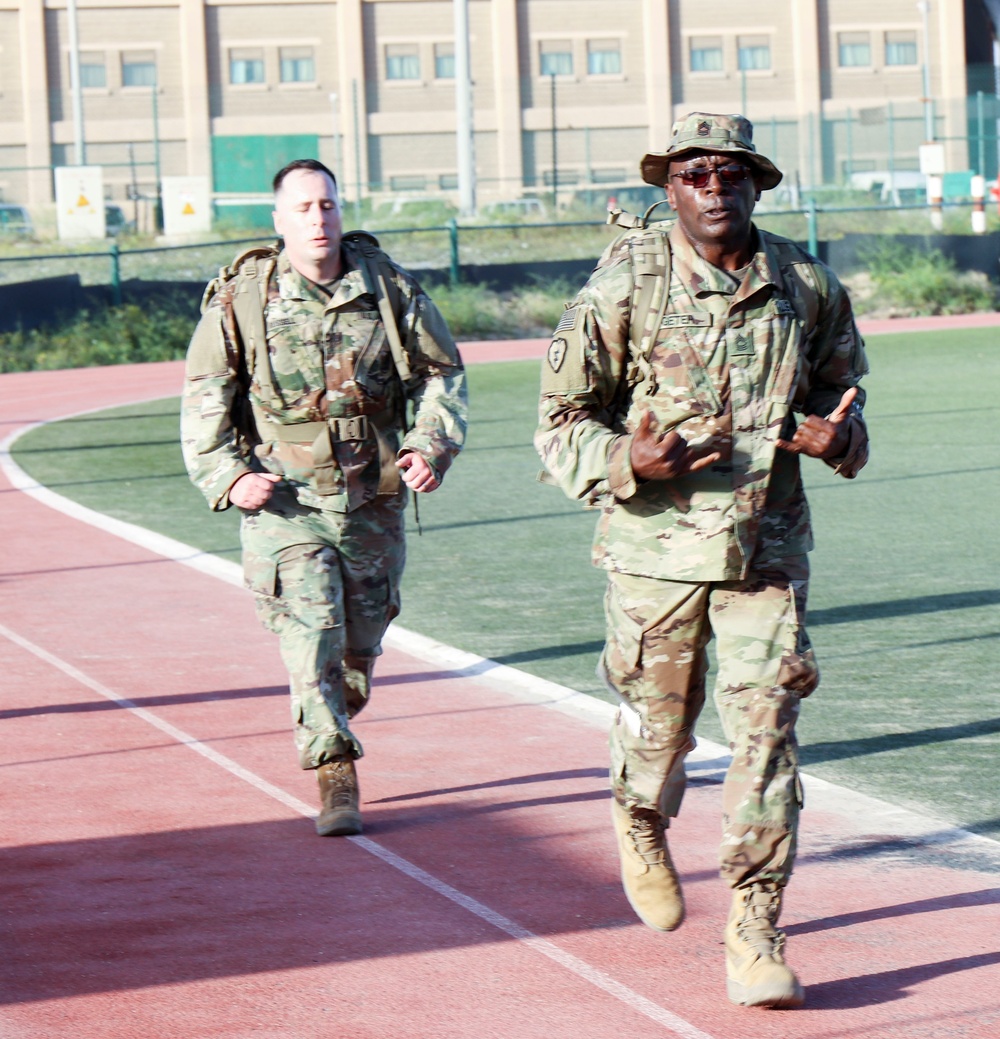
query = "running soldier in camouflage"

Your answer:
(182, 159), (467, 836)
(536, 113), (869, 1008)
